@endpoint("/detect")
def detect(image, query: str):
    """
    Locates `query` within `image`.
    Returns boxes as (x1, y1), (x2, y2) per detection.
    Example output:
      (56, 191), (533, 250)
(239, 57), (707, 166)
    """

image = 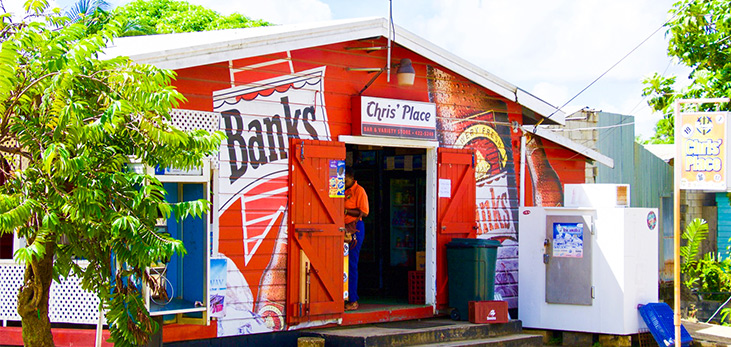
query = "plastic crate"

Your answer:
(408, 270), (425, 304)
(638, 303), (692, 347)
(637, 328), (659, 347)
